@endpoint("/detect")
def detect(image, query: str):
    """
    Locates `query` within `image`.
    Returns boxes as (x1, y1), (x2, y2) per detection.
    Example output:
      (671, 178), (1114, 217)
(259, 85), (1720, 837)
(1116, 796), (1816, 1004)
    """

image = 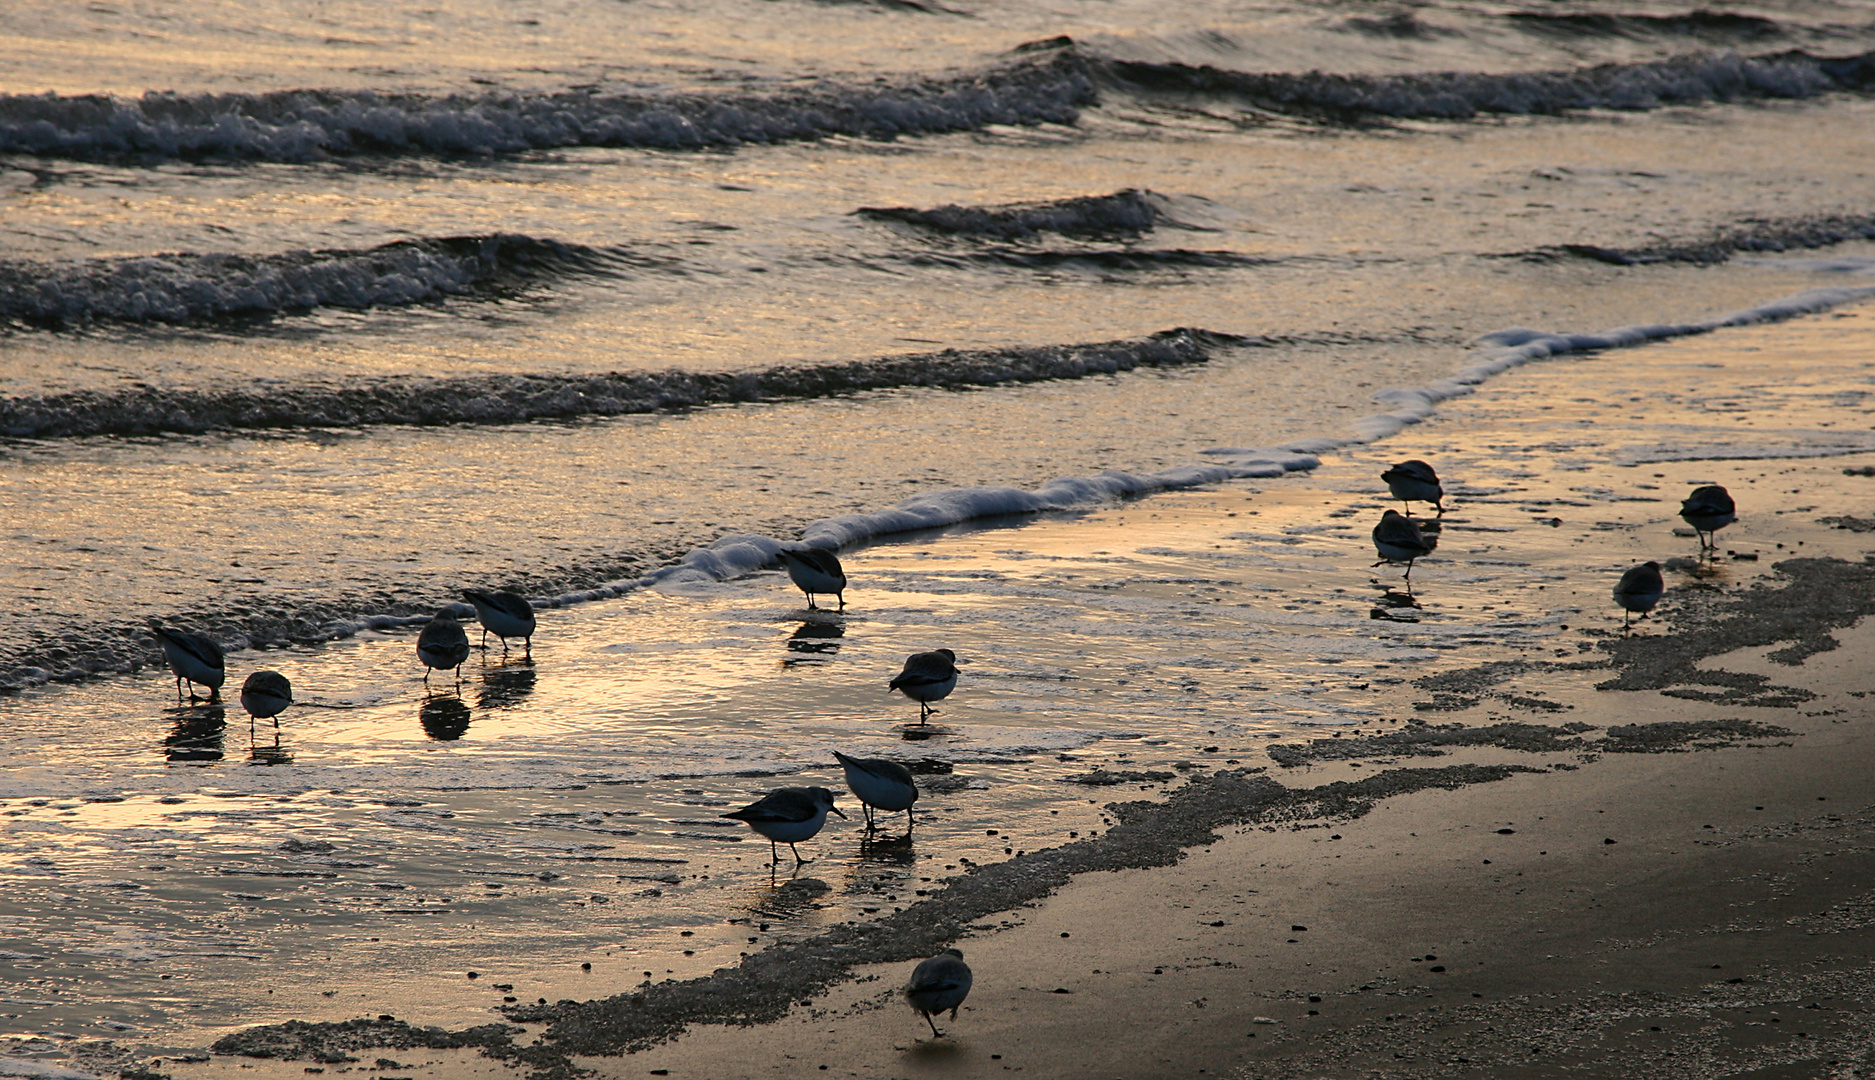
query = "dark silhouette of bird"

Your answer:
(778, 547), (847, 610)
(1381, 459), (1444, 516)
(1372, 510), (1435, 580)
(1612, 561), (1665, 628)
(416, 610), (471, 688)
(905, 948), (973, 1037)
(890, 649), (958, 724)
(461, 589), (537, 655)
(722, 786), (845, 864)
(834, 751), (919, 833)
(150, 622), (225, 702)
(1679, 484), (1736, 550)
(239, 670), (293, 730)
